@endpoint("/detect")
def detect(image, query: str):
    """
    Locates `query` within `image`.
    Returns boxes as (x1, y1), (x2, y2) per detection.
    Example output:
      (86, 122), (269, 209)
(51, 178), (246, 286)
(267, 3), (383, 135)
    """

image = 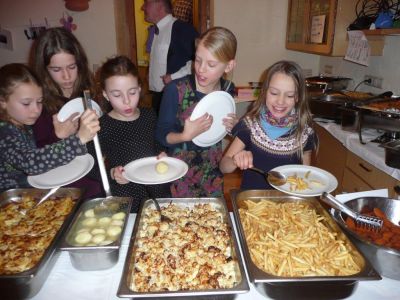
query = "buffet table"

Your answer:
(31, 214), (400, 300)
